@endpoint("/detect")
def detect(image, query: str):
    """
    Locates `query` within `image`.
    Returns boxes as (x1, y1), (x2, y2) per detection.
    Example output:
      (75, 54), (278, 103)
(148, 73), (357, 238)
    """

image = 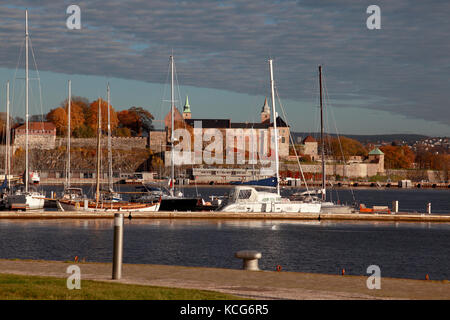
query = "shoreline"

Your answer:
(0, 259), (448, 300)
(0, 211), (449, 222)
